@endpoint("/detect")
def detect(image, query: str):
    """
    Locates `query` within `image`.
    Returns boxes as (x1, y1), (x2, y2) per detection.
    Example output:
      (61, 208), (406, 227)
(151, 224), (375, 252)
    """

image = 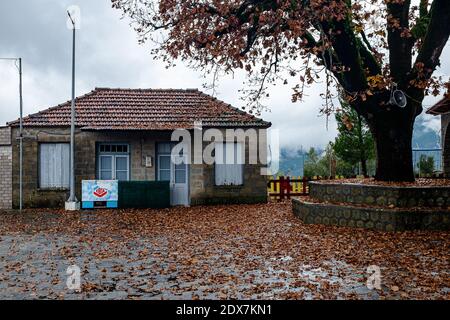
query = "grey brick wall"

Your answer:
(0, 127), (12, 209)
(0, 126), (11, 145)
